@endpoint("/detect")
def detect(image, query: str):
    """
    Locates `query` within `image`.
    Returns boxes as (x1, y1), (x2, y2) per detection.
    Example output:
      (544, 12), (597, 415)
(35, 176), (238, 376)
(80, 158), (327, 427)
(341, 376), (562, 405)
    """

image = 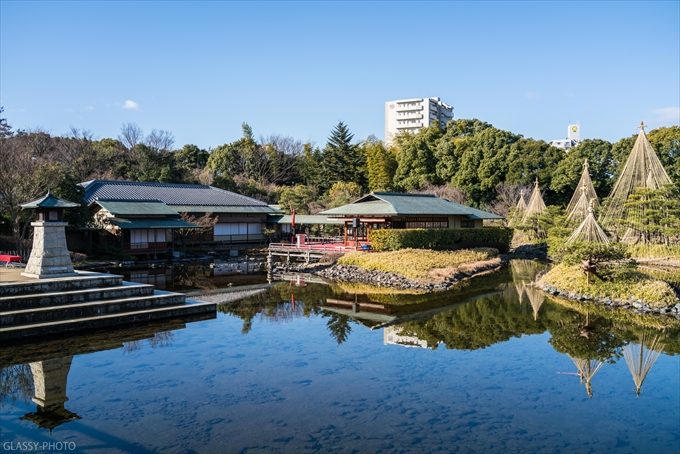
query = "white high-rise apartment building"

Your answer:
(384, 97), (454, 145)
